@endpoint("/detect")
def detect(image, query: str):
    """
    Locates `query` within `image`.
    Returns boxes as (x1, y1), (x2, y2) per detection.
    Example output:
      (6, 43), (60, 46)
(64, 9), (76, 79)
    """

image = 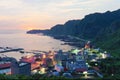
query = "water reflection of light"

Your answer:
(26, 54), (34, 58)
